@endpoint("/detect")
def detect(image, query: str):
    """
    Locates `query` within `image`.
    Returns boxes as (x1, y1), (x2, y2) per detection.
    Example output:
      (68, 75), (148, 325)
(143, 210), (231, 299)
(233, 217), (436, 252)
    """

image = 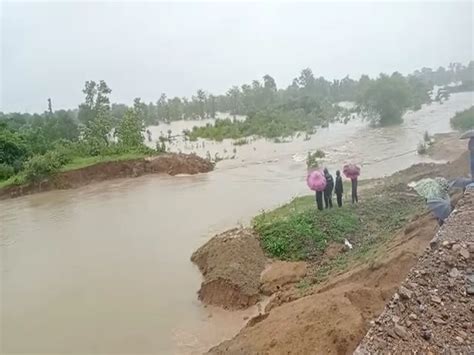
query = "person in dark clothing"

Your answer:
(469, 137), (474, 178)
(315, 191), (324, 211)
(351, 177), (358, 204)
(334, 170), (343, 207)
(323, 168), (334, 209)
